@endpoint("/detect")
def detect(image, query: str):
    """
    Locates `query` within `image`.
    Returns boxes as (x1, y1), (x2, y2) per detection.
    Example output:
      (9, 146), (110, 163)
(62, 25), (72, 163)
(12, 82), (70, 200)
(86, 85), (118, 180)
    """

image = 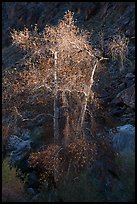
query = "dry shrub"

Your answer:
(2, 125), (12, 159)
(29, 144), (63, 185)
(28, 137), (97, 187)
(2, 158), (28, 202)
(57, 169), (106, 202)
(108, 34), (129, 71)
(2, 125), (11, 142)
(67, 137), (97, 171)
(106, 150), (135, 202)
(32, 169), (107, 202)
